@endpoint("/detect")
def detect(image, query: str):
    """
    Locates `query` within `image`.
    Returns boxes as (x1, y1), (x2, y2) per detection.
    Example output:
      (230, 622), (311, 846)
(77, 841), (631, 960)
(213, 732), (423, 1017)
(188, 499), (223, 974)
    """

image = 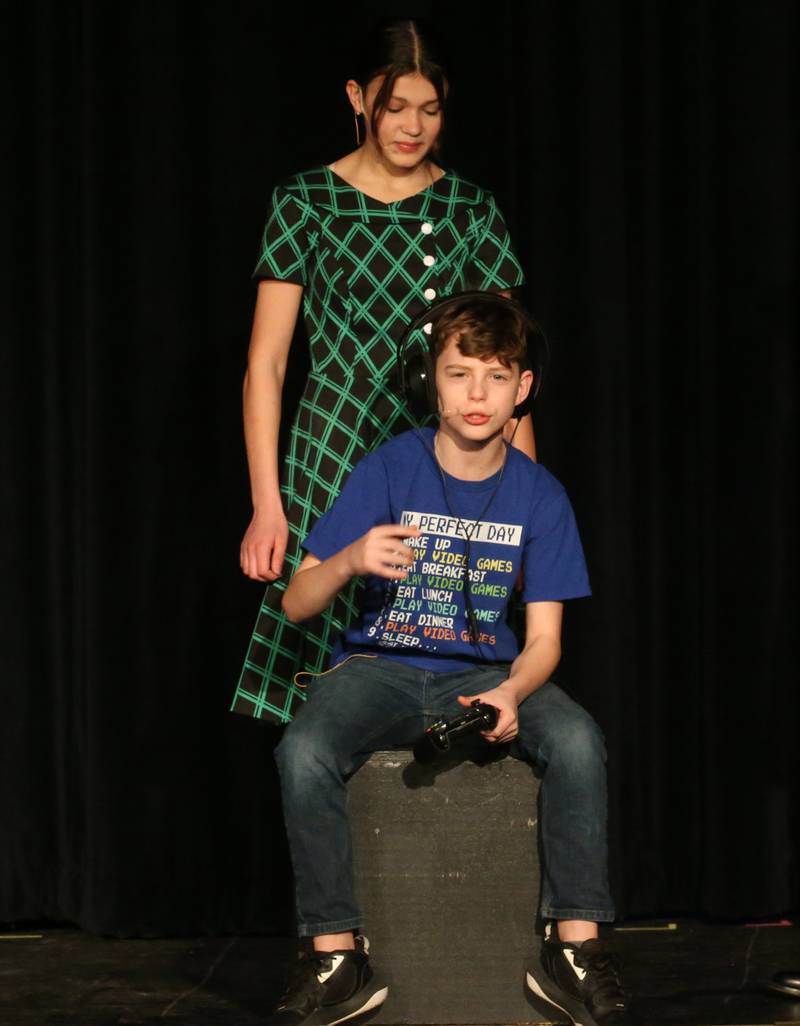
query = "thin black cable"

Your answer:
(434, 453), (506, 646)
(414, 426), (512, 650)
